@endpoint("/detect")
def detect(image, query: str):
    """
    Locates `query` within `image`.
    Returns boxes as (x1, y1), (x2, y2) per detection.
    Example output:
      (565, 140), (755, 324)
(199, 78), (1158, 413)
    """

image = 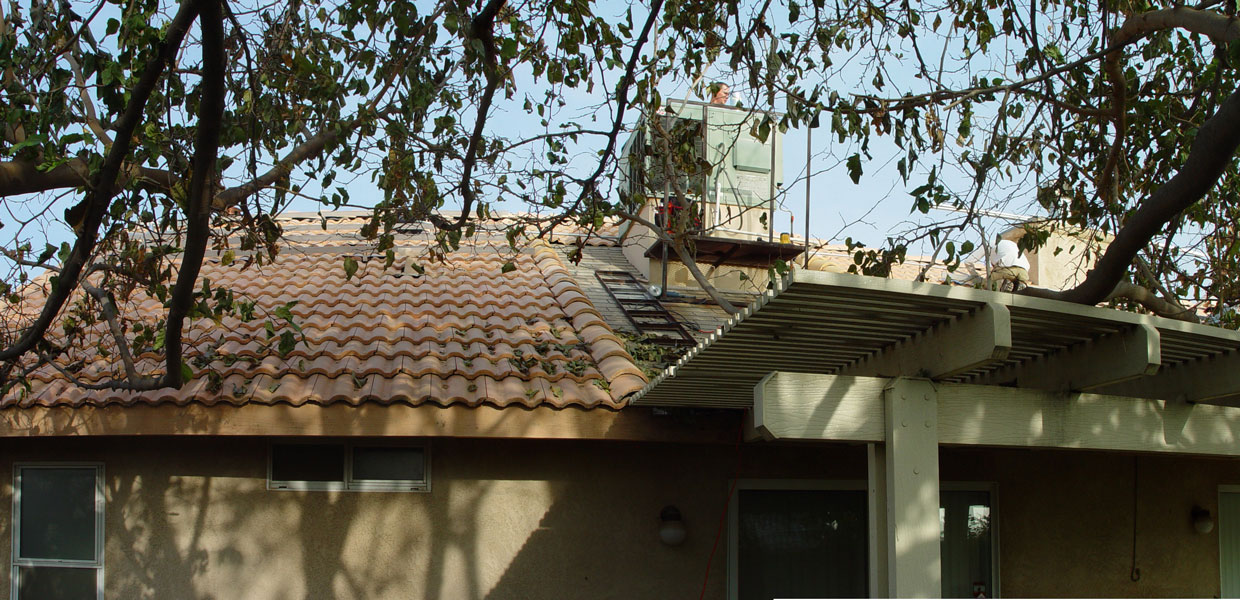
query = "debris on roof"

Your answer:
(2, 215), (647, 410)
